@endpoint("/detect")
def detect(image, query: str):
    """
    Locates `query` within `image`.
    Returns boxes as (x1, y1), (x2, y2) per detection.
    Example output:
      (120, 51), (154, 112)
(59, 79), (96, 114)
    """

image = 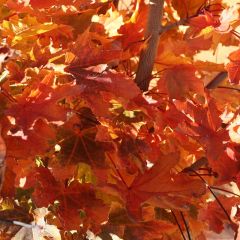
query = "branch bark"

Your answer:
(135, 0), (164, 91)
(182, 157), (208, 173)
(112, 0), (119, 8)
